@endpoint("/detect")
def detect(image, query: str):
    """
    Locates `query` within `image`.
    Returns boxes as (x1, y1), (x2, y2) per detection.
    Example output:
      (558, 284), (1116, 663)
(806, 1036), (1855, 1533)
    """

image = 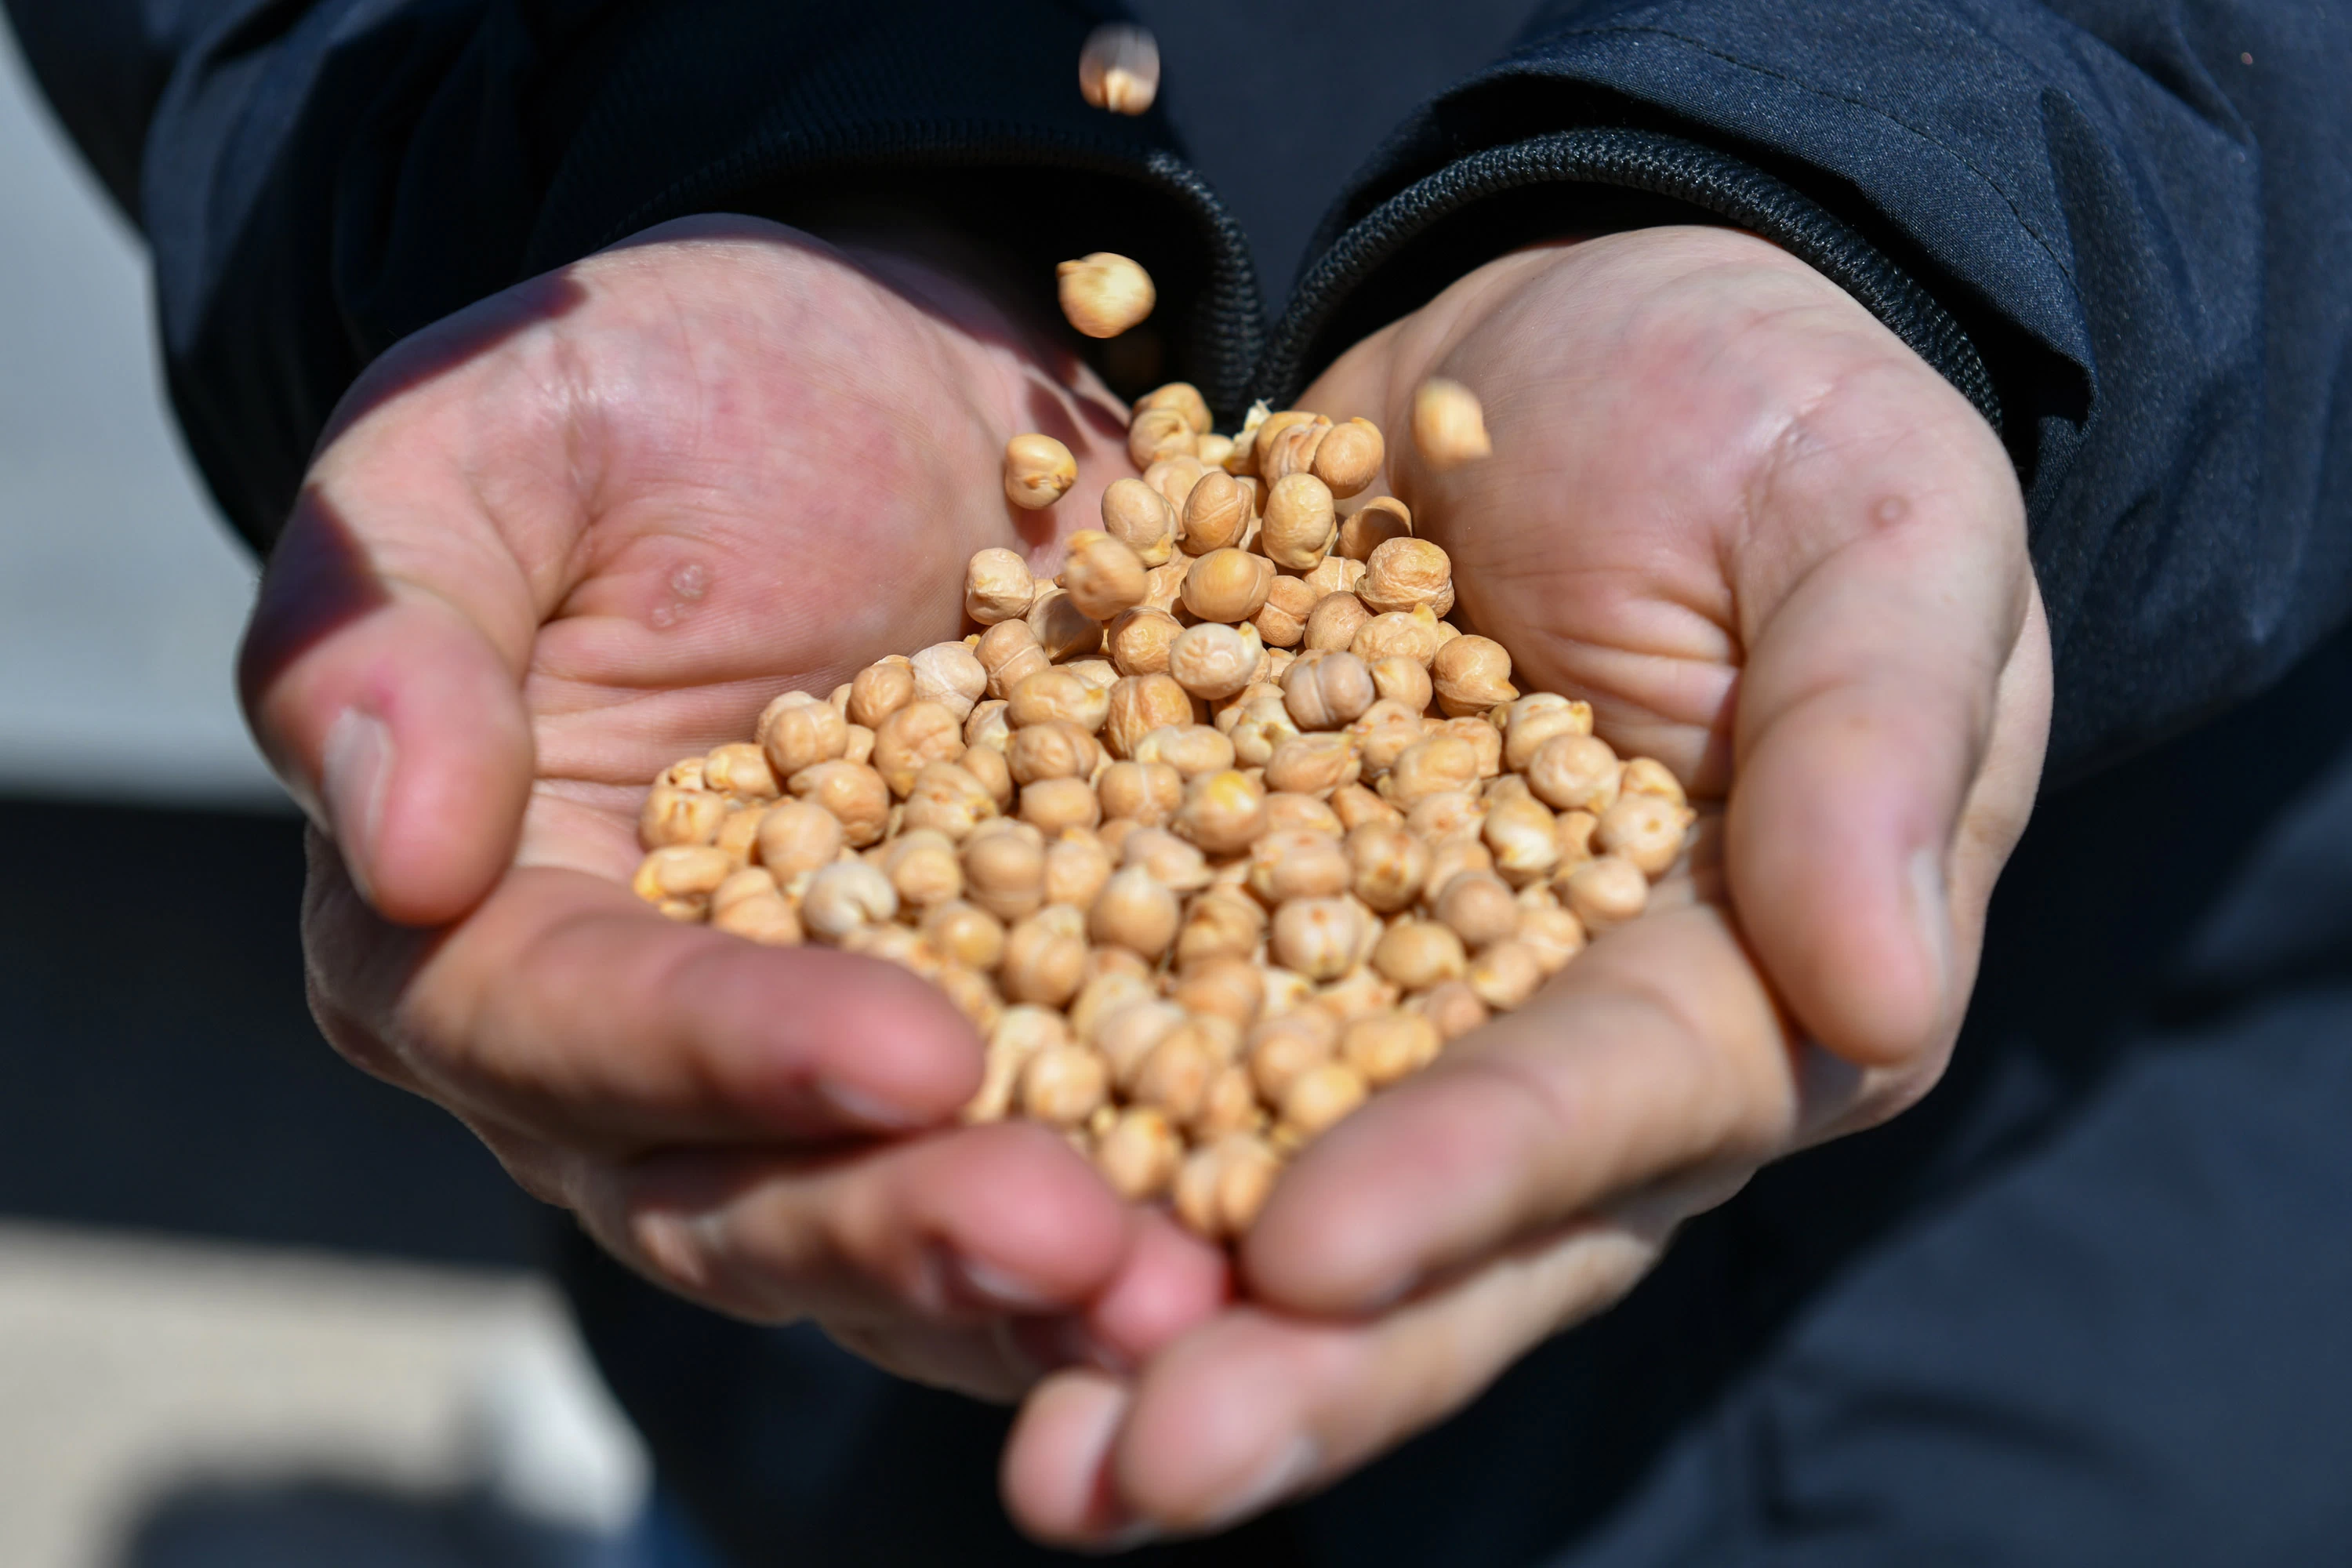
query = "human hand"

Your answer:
(1004, 227), (2052, 1540)
(242, 215), (1227, 1398)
